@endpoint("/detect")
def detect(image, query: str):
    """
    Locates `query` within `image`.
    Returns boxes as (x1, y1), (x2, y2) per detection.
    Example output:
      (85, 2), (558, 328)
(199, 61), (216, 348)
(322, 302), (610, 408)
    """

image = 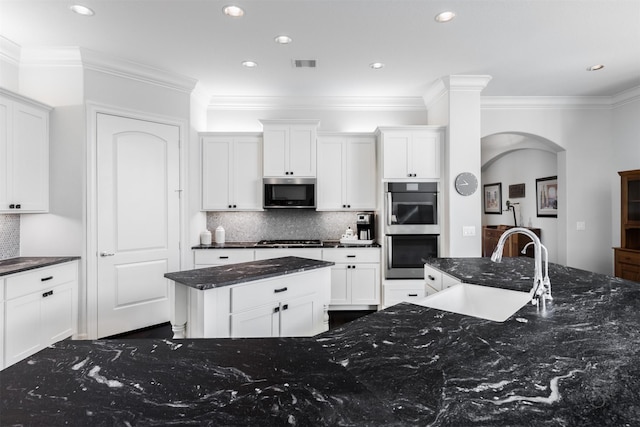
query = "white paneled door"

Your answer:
(96, 113), (180, 338)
